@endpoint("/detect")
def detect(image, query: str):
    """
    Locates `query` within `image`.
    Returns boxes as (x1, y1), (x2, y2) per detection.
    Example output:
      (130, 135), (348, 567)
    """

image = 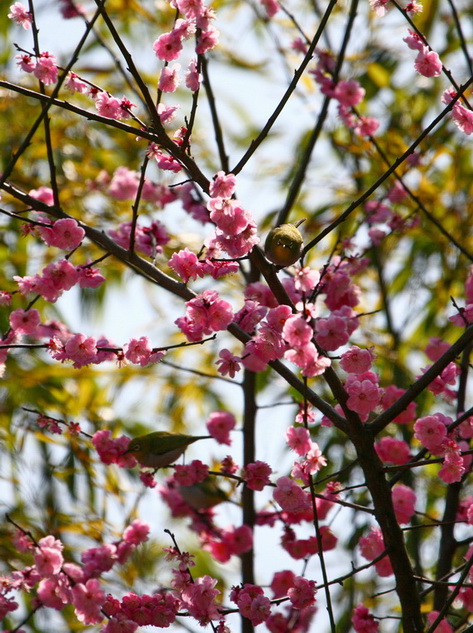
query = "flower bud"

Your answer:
(264, 223), (303, 267)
